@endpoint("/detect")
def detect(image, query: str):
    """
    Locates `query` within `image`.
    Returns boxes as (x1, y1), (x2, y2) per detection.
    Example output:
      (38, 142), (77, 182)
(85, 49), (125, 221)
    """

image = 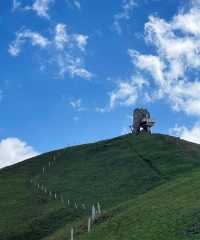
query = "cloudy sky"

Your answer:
(1, 0), (200, 168)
